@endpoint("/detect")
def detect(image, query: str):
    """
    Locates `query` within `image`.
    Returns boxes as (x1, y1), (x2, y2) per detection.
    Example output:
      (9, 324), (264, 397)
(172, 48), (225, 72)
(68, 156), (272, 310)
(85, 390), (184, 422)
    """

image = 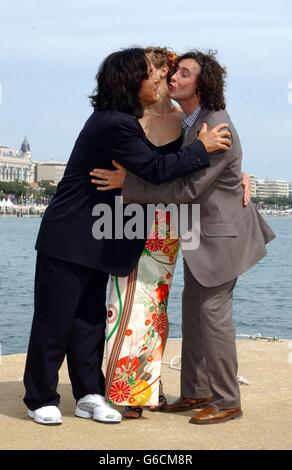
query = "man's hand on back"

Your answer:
(242, 172), (251, 207)
(90, 160), (127, 191)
